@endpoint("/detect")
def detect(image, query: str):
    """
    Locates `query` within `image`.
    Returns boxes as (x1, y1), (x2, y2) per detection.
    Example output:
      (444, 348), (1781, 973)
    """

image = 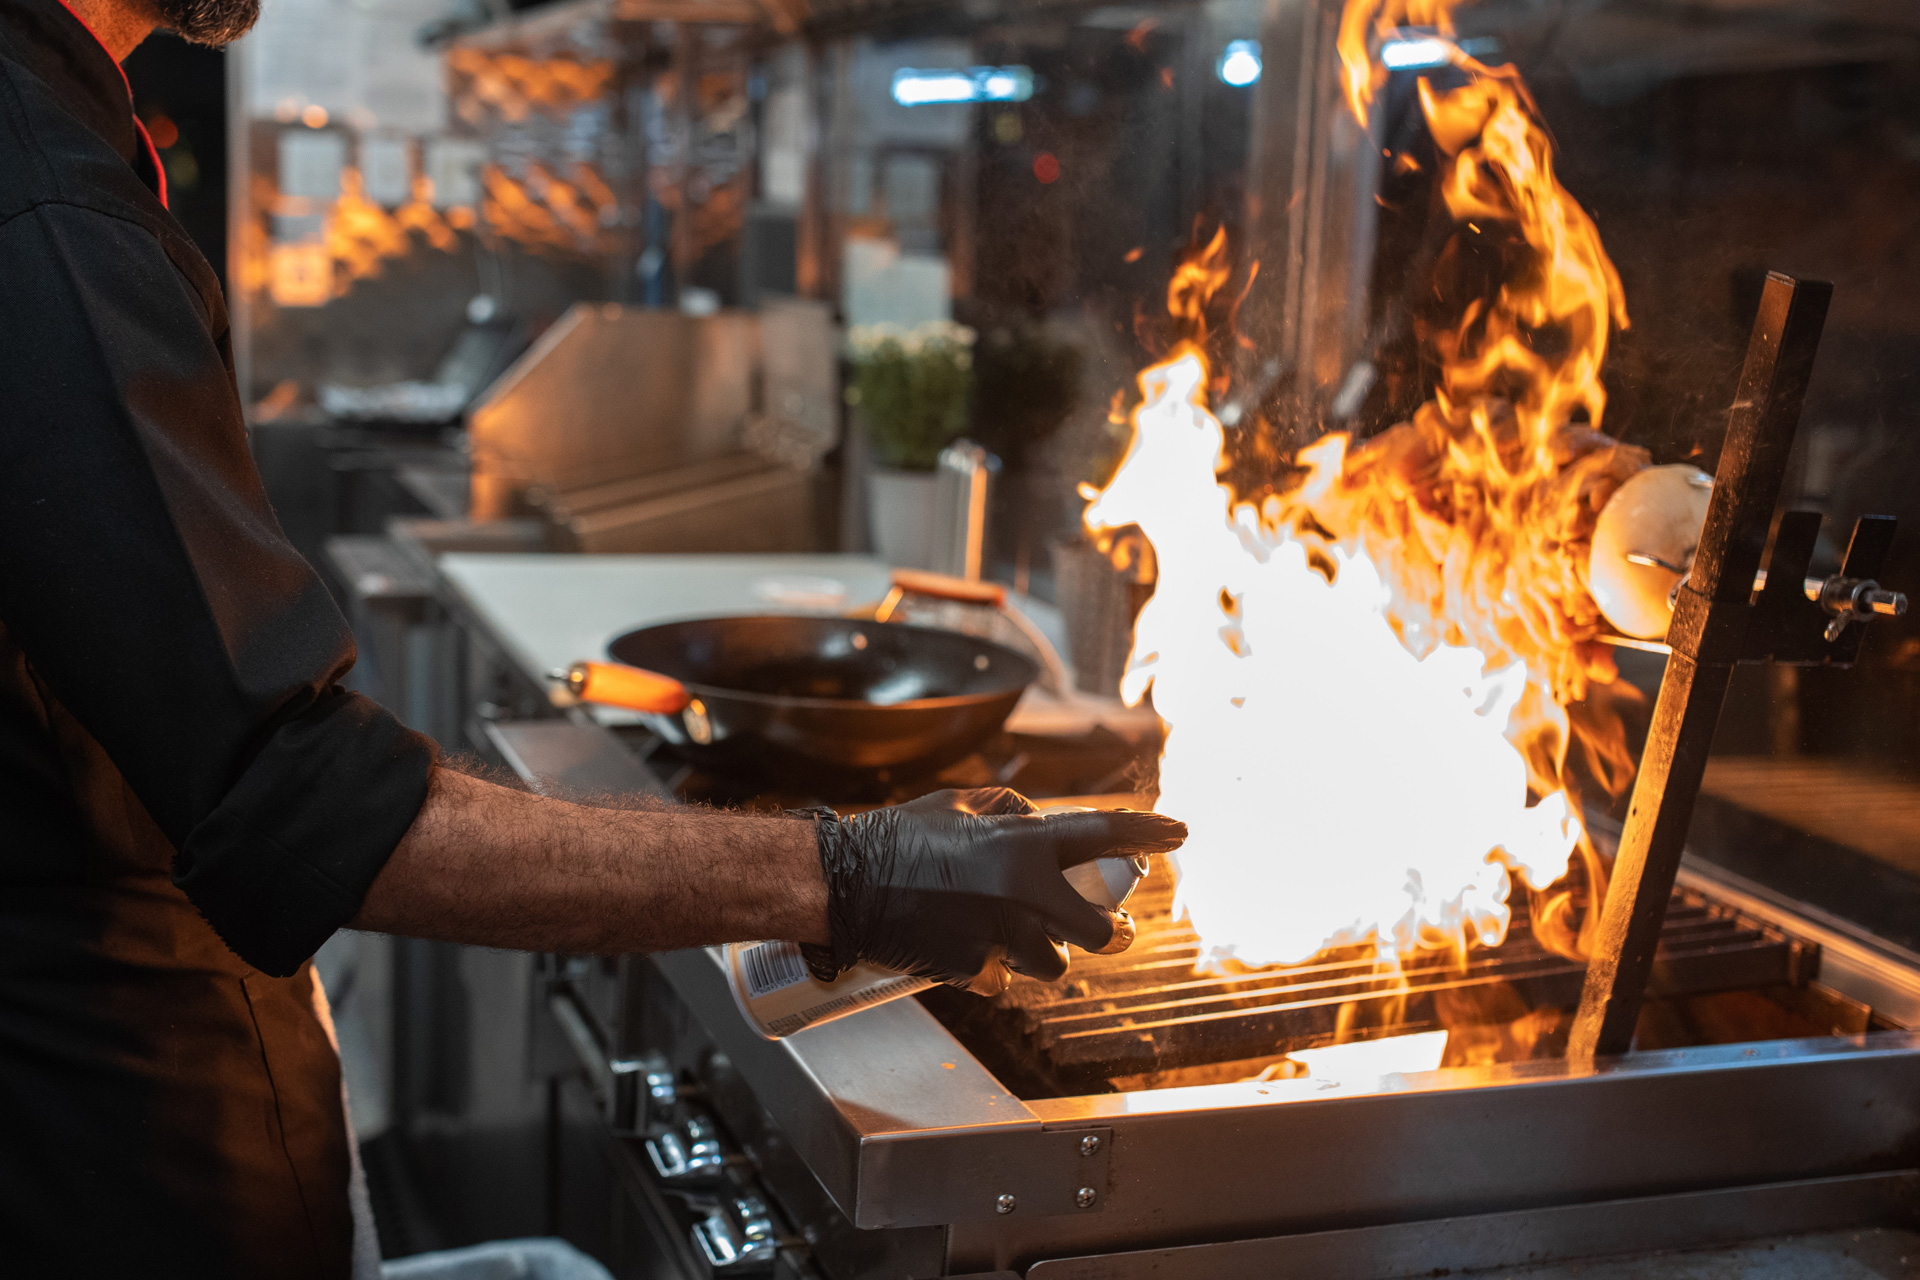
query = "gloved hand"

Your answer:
(799, 788), (1188, 996)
